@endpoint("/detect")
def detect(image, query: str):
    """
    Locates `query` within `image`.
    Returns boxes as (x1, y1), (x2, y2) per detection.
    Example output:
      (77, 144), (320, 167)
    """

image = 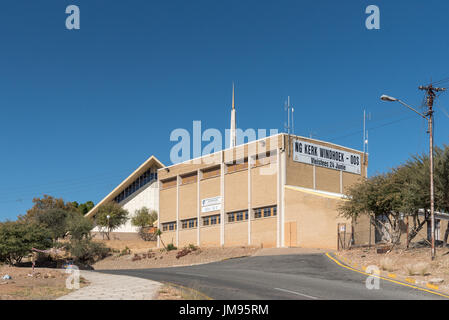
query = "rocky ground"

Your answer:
(337, 245), (449, 292)
(93, 246), (260, 270)
(0, 266), (87, 300)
